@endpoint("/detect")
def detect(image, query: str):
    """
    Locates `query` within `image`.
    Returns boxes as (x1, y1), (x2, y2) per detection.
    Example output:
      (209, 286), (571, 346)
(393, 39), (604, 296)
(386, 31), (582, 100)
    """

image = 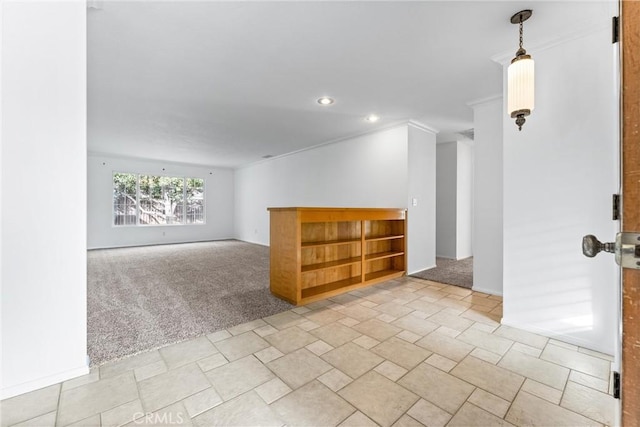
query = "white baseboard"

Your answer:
(501, 317), (614, 356)
(470, 285), (502, 297)
(87, 237), (237, 251)
(1, 365), (89, 400)
(407, 264), (437, 275)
